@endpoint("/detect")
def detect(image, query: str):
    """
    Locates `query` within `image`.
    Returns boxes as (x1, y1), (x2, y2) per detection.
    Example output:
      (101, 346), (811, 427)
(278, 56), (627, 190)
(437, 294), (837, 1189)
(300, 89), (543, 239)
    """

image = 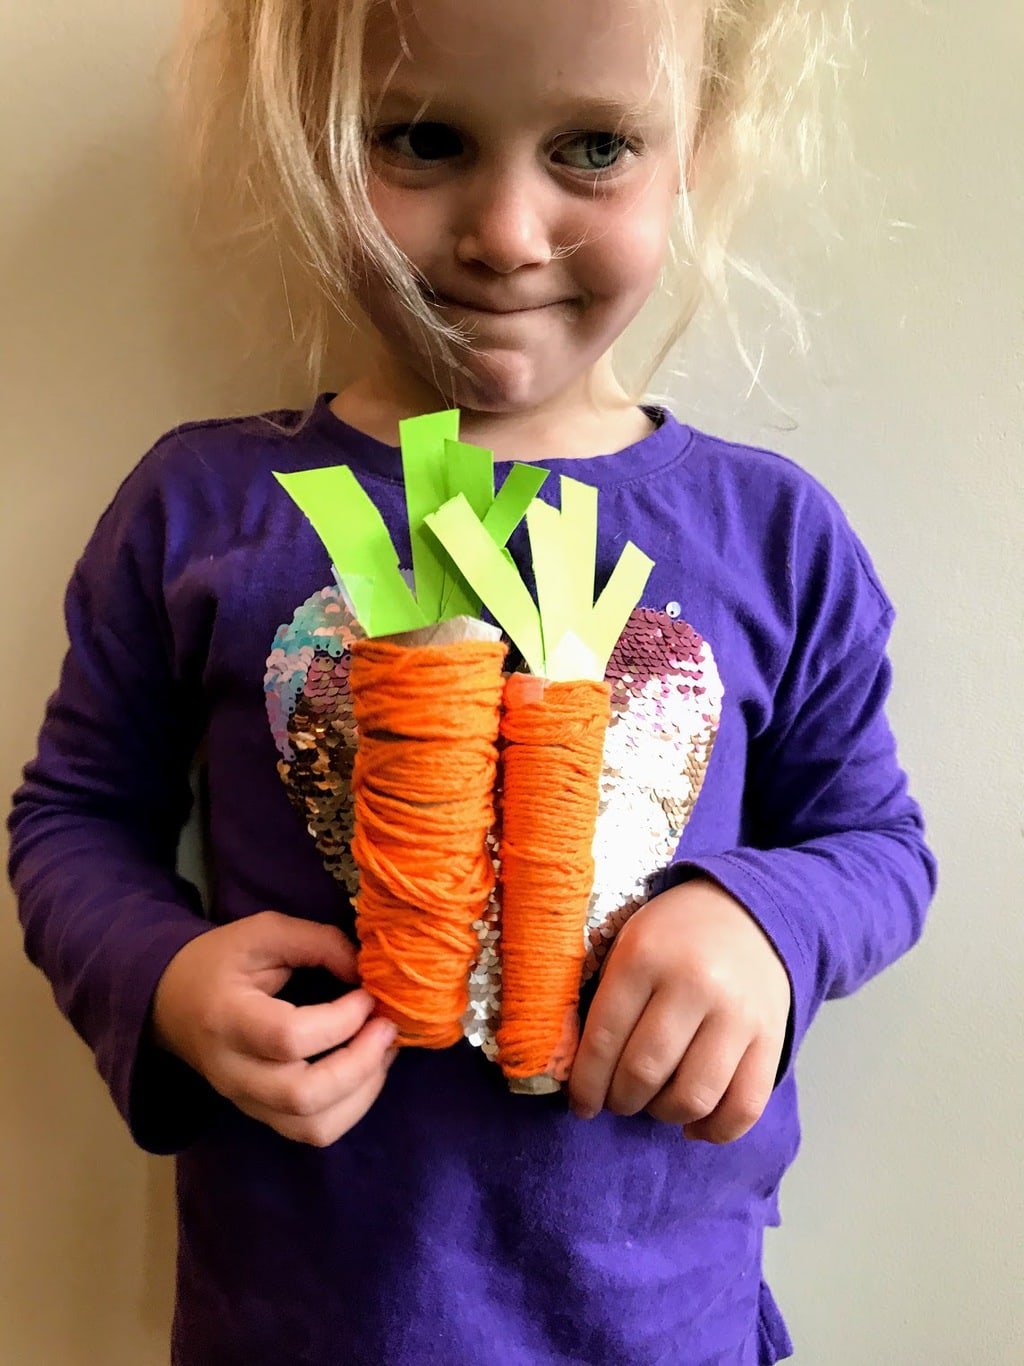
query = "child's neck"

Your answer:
(331, 354), (655, 463)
